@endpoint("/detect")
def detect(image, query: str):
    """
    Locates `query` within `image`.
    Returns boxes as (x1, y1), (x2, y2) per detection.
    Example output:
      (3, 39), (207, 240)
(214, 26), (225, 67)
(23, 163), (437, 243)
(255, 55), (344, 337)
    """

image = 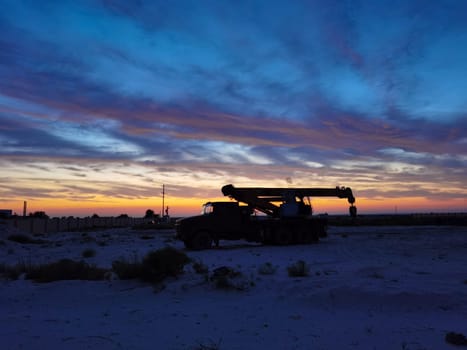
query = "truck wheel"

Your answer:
(190, 231), (213, 250)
